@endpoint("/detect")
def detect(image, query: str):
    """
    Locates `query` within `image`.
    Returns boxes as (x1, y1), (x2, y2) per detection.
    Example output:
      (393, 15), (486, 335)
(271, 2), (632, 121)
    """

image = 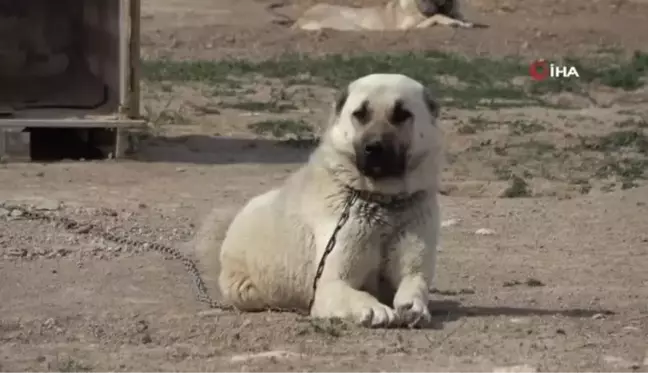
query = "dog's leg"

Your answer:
(309, 221), (399, 327)
(361, 271), (397, 306)
(416, 13), (474, 28)
(312, 280), (399, 327)
(392, 272), (432, 327)
(385, 215), (439, 327)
